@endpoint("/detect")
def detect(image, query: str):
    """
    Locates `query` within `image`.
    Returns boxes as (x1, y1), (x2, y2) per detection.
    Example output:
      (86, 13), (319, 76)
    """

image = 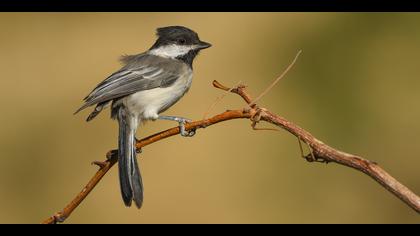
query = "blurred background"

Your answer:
(0, 13), (419, 223)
